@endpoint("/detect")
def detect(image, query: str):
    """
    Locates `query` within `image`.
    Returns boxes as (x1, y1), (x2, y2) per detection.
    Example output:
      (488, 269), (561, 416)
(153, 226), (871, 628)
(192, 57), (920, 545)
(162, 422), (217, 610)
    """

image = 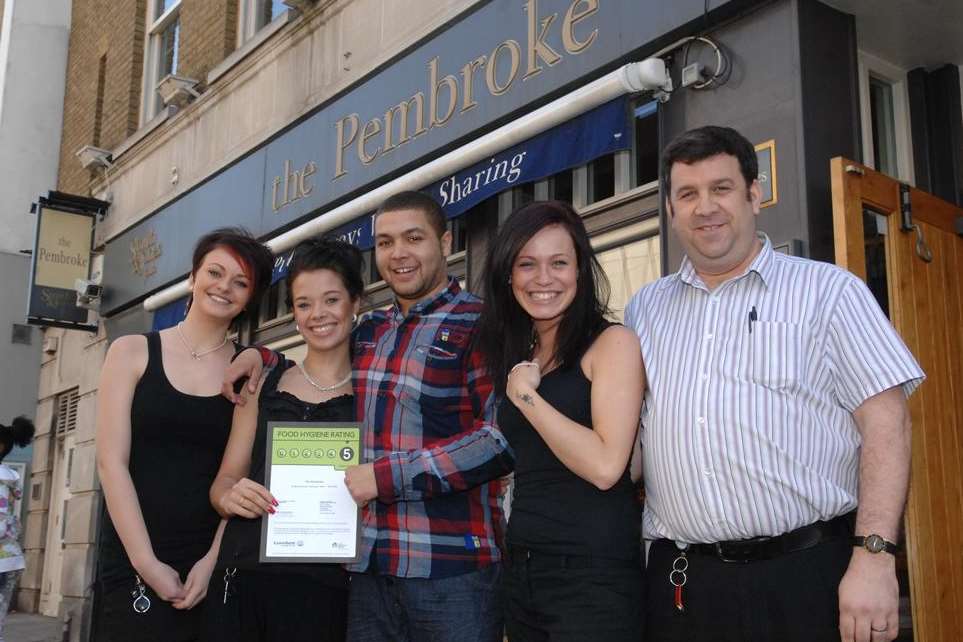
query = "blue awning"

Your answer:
(154, 96), (634, 330)
(270, 95), (631, 284)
